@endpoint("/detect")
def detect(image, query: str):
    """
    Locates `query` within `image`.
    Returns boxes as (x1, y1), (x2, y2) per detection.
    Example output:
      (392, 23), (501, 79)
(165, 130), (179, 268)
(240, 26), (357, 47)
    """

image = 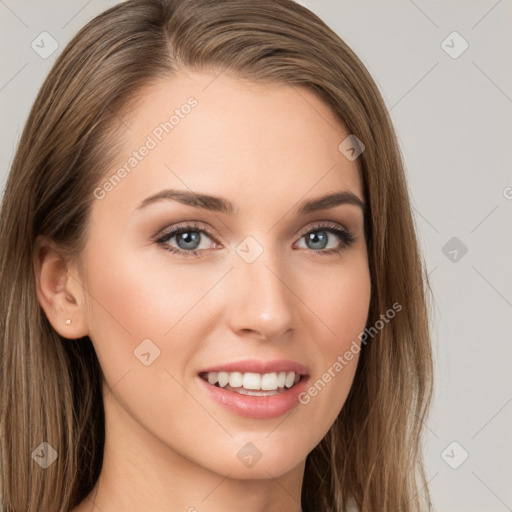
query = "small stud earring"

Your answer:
(65, 319), (71, 325)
